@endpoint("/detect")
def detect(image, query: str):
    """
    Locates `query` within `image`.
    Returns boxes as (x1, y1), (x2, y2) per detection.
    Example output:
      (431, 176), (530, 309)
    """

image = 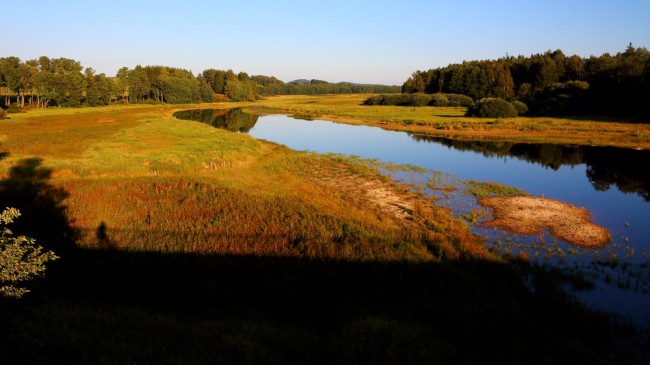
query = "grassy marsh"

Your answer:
(251, 94), (650, 149)
(0, 103), (488, 261)
(0, 103), (643, 364)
